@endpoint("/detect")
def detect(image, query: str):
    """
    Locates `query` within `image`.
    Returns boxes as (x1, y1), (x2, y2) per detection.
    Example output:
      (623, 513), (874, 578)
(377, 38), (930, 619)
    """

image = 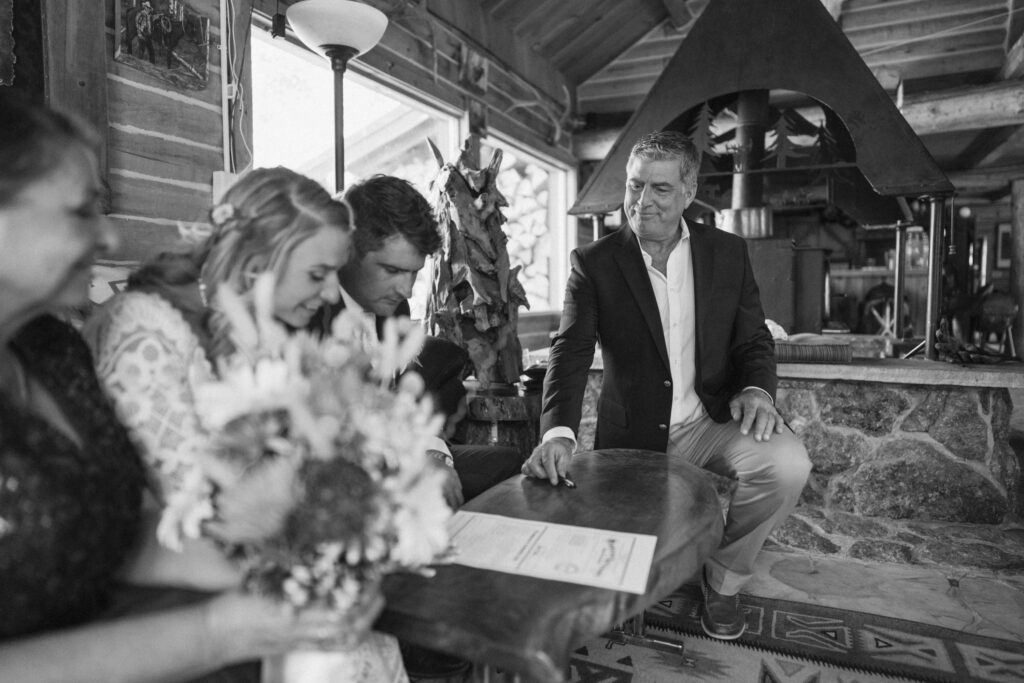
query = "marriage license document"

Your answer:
(446, 511), (657, 594)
